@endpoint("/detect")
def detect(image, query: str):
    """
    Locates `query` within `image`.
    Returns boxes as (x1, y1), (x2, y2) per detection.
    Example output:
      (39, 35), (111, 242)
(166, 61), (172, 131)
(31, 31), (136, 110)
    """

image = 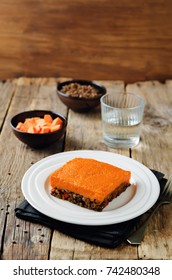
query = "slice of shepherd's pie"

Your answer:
(49, 158), (131, 211)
